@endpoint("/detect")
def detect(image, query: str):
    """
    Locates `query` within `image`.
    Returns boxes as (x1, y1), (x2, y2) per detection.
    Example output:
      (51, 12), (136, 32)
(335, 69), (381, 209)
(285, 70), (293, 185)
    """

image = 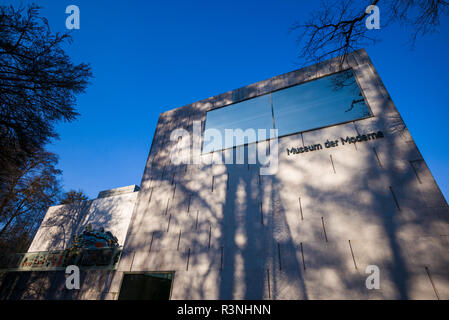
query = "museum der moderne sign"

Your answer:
(286, 131), (384, 156)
